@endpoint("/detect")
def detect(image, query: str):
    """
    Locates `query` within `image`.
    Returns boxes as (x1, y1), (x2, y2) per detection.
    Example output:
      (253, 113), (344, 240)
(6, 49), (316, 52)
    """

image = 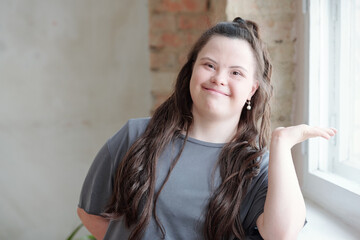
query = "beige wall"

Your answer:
(292, 0), (307, 187)
(0, 0), (151, 239)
